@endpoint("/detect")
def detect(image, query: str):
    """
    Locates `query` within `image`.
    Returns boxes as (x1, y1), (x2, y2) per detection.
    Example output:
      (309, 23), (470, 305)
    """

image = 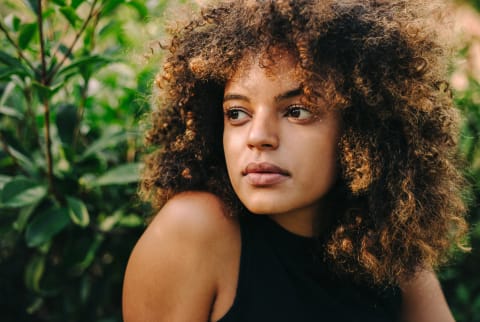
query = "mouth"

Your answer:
(242, 162), (290, 186)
